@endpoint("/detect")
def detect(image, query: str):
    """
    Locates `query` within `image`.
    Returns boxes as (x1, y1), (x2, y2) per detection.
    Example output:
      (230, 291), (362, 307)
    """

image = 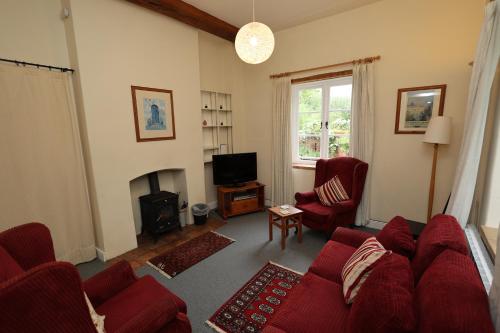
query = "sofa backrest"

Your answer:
(411, 214), (468, 281)
(415, 249), (494, 333)
(347, 253), (416, 333)
(0, 245), (24, 282)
